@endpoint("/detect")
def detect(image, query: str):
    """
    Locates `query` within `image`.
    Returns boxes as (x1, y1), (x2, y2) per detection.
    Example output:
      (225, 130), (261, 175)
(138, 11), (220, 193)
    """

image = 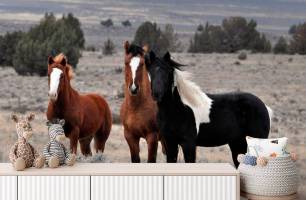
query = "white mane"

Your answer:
(174, 69), (213, 133)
